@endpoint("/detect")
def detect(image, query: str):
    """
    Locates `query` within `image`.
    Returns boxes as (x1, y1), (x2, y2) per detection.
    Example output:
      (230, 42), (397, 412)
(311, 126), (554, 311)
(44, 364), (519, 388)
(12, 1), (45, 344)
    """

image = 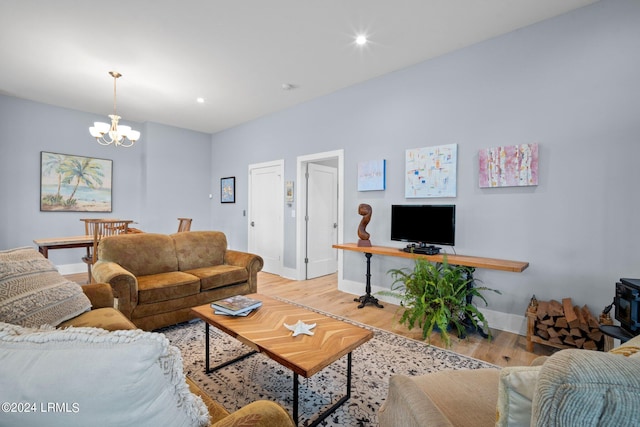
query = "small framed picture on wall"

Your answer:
(220, 176), (235, 203)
